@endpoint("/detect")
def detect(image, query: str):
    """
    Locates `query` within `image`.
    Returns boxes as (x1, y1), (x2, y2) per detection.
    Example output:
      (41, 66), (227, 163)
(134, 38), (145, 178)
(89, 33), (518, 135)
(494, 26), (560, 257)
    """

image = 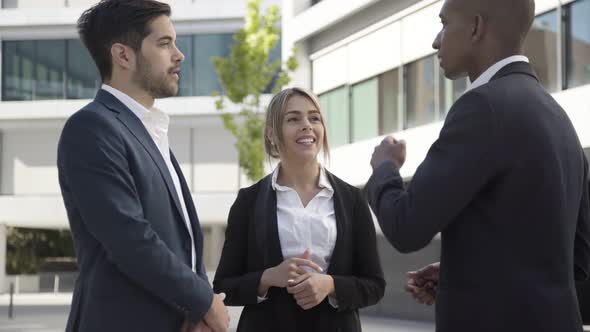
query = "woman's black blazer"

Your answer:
(213, 171), (385, 332)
